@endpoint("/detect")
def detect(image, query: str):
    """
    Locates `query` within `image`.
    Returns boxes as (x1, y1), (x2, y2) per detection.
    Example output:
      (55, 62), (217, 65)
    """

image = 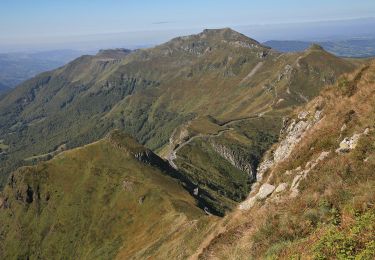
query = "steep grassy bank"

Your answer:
(0, 132), (216, 259)
(196, 61), (375, 259)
